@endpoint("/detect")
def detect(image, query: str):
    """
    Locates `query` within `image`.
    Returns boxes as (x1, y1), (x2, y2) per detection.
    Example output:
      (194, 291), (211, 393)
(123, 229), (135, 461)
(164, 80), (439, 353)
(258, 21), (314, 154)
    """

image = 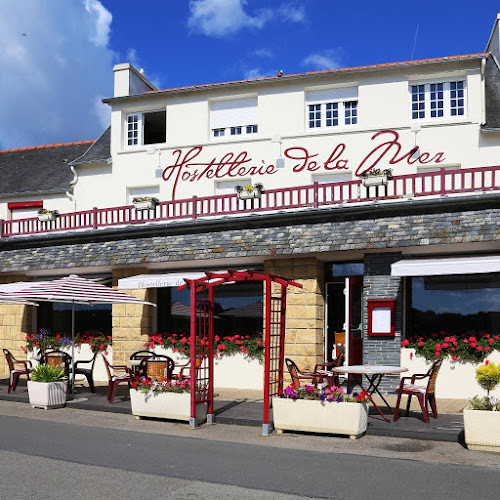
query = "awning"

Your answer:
(391, 255), (500, 277)
(118, 272), (208, 289)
